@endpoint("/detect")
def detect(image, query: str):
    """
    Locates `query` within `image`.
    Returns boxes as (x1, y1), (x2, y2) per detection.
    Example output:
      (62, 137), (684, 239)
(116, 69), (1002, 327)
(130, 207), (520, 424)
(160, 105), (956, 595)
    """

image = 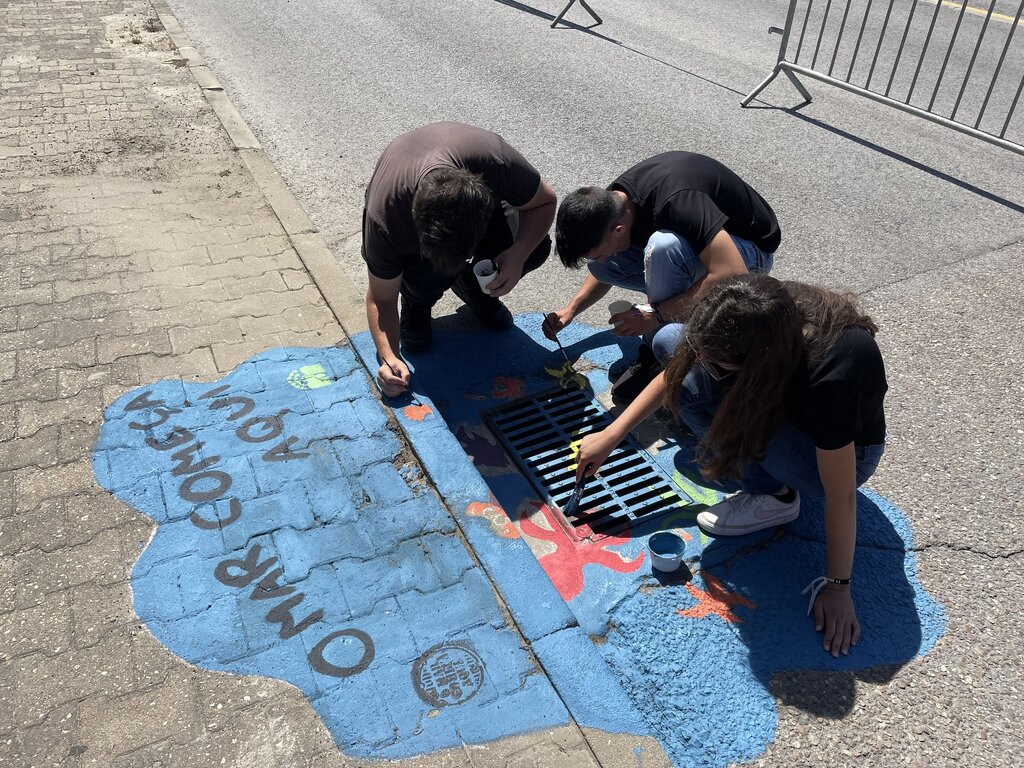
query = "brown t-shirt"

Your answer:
(362, 122), (542, 280)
